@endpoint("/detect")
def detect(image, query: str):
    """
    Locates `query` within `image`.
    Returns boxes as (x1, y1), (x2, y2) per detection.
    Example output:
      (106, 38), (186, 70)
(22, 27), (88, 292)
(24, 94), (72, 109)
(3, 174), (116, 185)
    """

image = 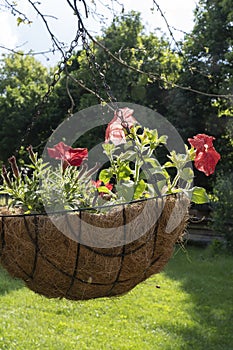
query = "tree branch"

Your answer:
(86, 31), (233, 100)
(27, 0), (66, 57)
(3, 0), (32, 23)
(66, 72), (115, 111)
(2, 0), (232, 100)
(0, 45), (63, 58)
